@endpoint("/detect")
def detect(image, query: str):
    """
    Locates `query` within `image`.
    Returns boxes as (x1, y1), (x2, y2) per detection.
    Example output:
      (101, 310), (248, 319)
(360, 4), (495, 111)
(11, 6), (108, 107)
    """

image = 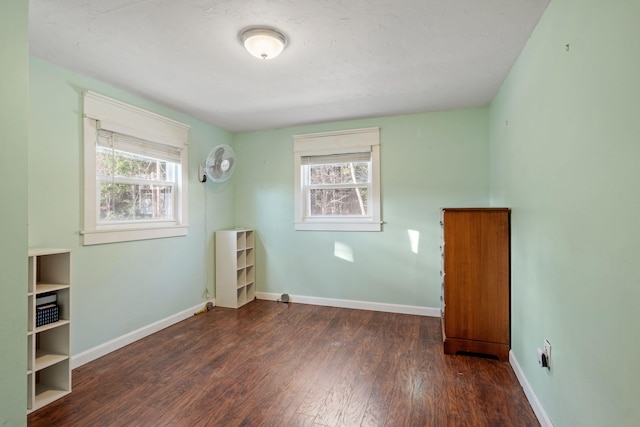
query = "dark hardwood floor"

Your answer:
(28, 300), (539, 426)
